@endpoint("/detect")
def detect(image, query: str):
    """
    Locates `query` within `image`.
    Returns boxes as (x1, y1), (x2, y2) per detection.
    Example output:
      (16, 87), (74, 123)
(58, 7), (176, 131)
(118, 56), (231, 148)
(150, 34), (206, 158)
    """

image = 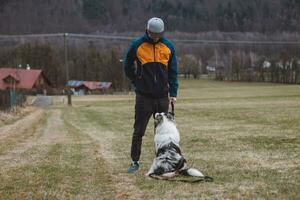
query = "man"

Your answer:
(124, 17), (179, 173)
